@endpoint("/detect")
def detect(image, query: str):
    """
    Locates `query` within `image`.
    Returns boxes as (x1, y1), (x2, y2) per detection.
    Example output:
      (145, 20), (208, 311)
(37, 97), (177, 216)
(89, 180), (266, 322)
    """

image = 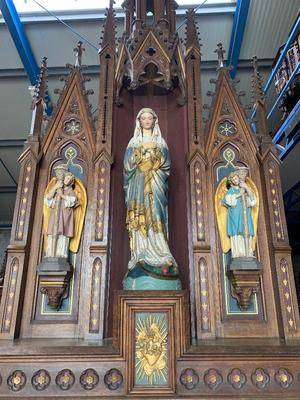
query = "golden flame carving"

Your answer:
(135, 314), (168, 385)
